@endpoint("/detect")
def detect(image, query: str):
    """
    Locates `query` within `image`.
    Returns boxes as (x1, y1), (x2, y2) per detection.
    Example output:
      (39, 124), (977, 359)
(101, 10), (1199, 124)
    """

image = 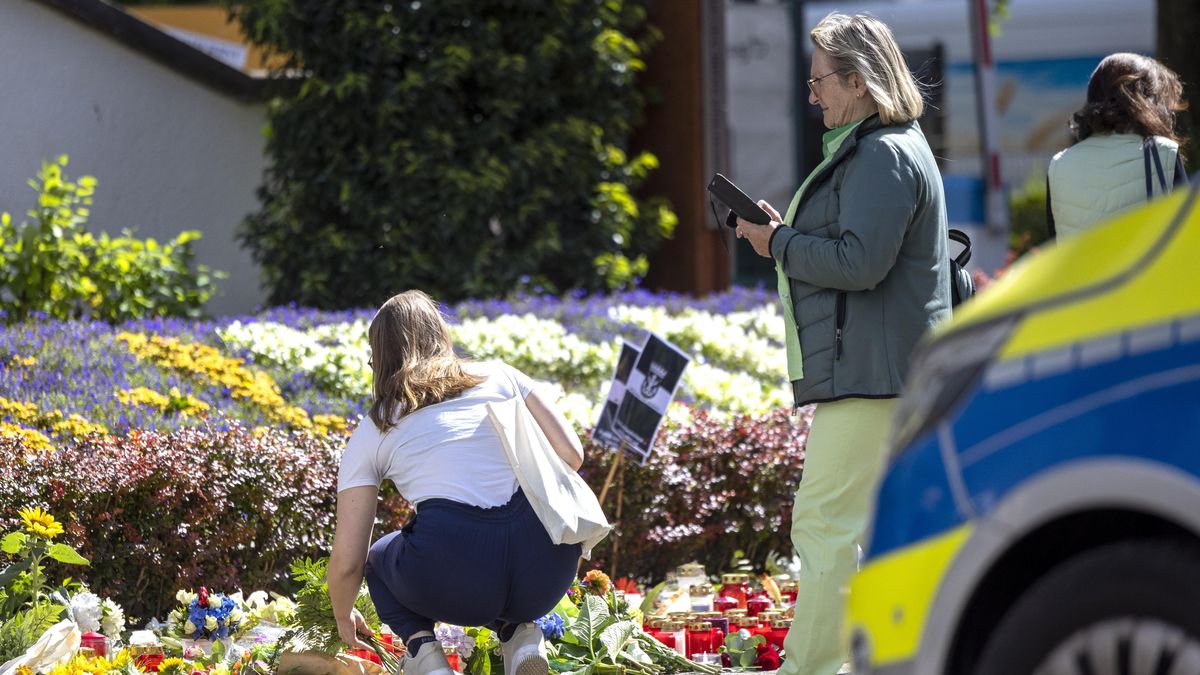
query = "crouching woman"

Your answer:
(328, 290), (585, 675)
